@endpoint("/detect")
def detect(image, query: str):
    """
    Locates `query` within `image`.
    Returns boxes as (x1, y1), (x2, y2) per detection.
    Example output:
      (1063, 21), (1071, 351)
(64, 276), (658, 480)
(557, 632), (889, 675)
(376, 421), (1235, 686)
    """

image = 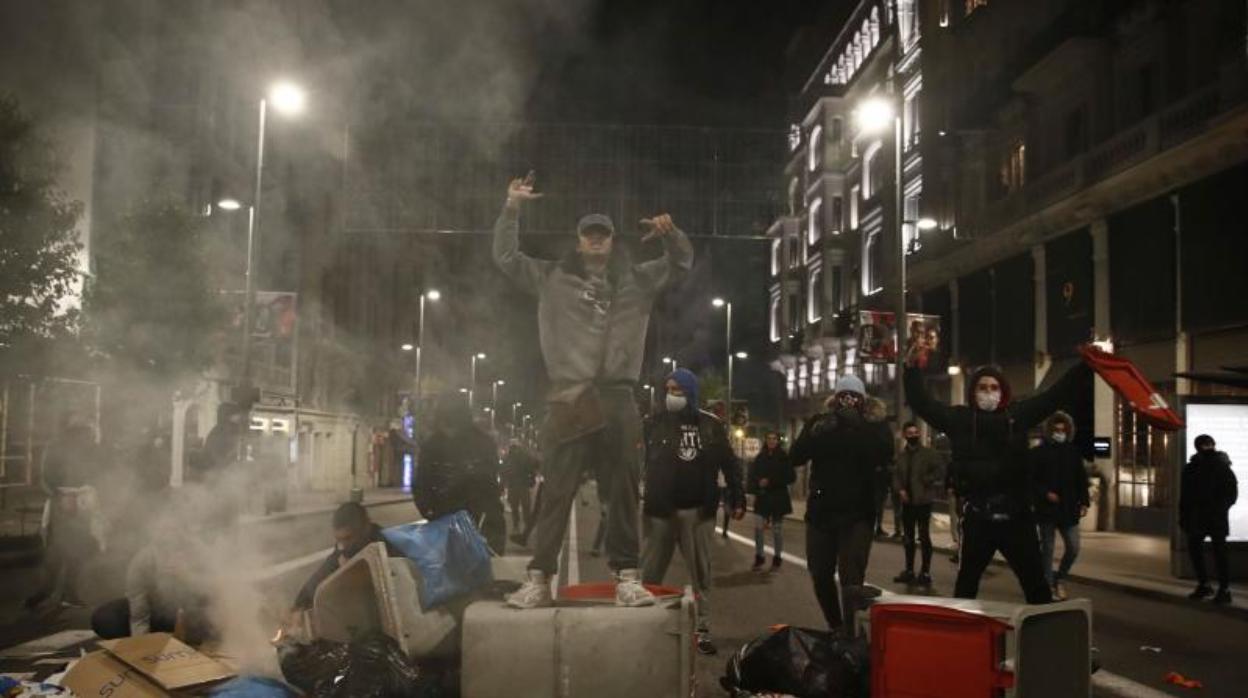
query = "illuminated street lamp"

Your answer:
(414, 289), (440, 406)
(712, 297), (735, 415)
(469, 353), (486, 409)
